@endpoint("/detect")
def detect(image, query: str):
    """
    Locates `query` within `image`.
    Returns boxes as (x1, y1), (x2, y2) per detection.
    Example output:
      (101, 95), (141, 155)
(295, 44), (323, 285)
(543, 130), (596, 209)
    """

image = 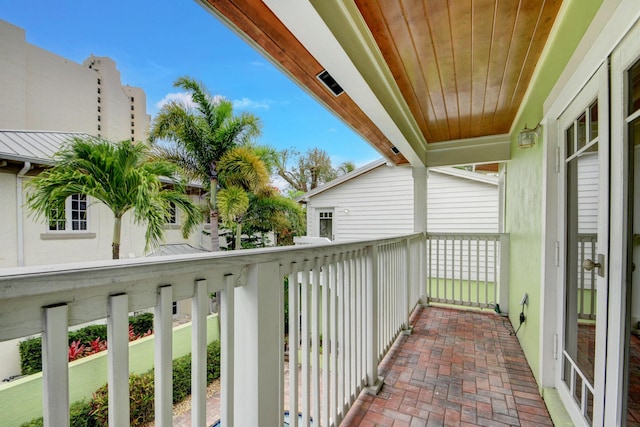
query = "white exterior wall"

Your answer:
(307, 165), (414, 241)
(305, 164), (499, 241)
(0, 174), (206, 268)
(0, 20), (150, 142)
(427, 170), (499, 233)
